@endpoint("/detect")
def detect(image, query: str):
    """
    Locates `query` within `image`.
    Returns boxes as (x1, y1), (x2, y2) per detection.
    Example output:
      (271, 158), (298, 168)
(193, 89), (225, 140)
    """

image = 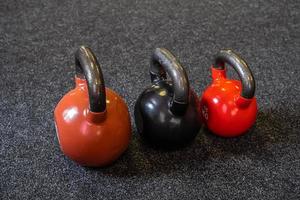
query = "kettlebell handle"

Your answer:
(75, 46), (106, 113)
(150, 48), (189, 115)
(213, 49), (255, 99)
